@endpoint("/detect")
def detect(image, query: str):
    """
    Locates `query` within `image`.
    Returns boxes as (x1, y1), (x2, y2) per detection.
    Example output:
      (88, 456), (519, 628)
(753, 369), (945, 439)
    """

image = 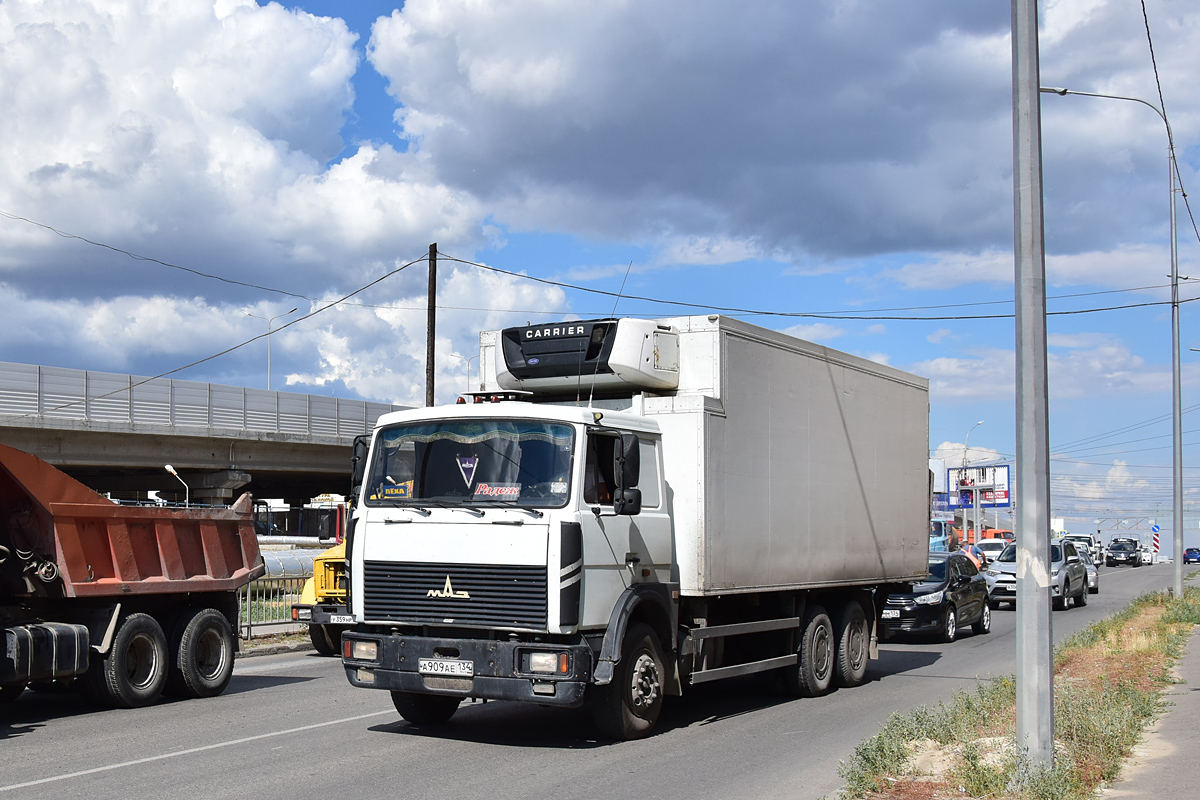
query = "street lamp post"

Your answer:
(963, 421), (984, 541)
(1041, 87), (1183, 597)
(164, 464), (189, 508)
(246, 307), (299, 391)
